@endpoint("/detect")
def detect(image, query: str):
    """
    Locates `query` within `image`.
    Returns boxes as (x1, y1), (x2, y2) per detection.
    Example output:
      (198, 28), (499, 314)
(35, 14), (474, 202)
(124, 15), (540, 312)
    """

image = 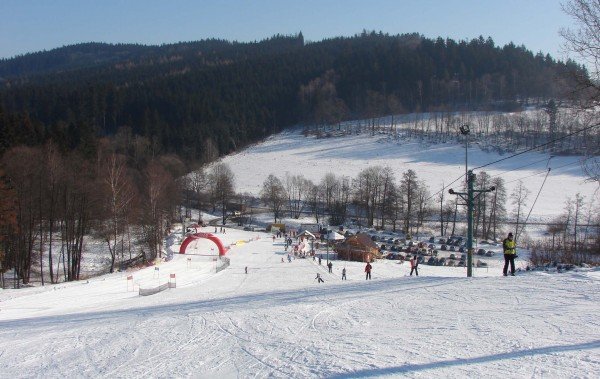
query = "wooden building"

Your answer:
(334, 233), (381, 262)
